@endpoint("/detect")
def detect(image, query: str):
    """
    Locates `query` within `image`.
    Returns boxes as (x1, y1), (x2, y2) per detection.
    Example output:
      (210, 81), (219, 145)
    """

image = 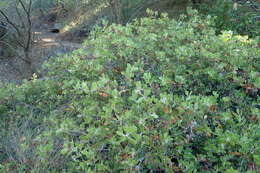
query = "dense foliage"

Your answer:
(198, 0), (260, 38)
(1, 9), (260, 172)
